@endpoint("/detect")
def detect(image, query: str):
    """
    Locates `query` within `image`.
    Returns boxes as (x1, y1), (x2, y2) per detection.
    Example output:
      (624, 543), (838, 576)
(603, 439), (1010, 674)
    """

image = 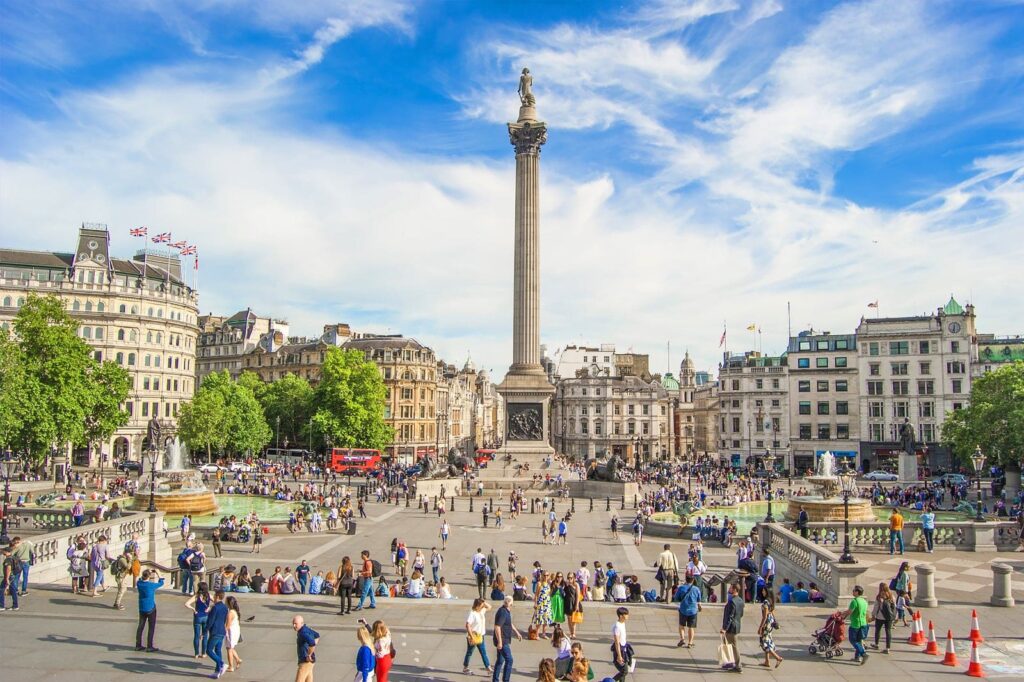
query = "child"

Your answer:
(424, 581), (438, 598)
(895, 592), (910, 626)
(825, 528), (838, 545)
